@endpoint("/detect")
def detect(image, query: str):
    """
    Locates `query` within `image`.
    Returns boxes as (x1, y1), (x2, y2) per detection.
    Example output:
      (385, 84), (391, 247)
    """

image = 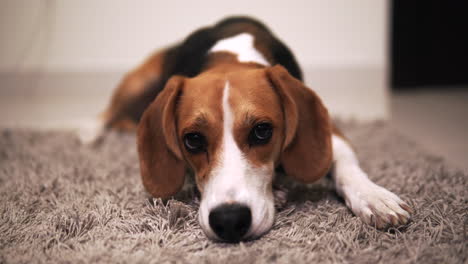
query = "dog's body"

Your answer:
(90, 17), (412, 242)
